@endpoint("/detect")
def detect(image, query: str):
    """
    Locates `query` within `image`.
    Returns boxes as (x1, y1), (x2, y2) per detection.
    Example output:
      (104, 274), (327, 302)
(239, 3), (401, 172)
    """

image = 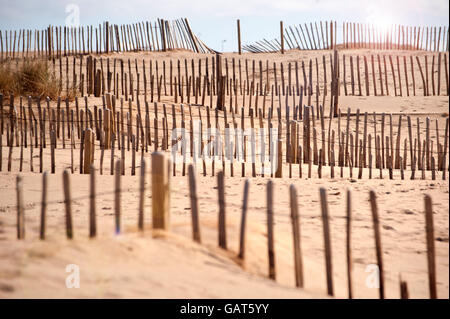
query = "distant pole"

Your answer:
(237, 19), (242, 55)
(105, 21), (109, 54)
(330, 21), (334, 50)
(47, 26), (52, 59)
(160, 19), (167, 52)
(280, 21), (285, 54)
